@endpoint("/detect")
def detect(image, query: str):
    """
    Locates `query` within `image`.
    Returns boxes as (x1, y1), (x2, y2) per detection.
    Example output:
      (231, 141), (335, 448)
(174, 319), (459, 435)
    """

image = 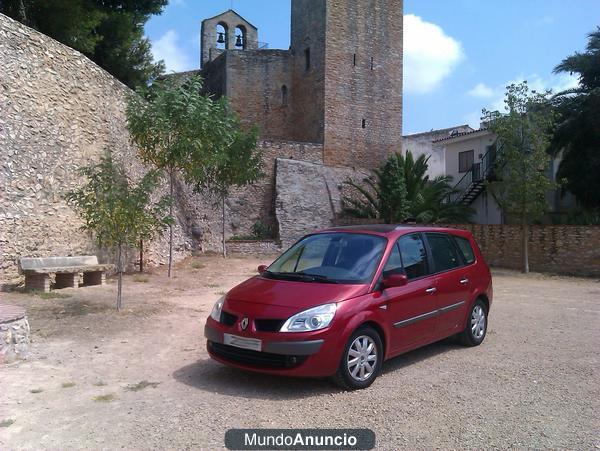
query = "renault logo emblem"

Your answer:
(240, 317), (249, 330)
